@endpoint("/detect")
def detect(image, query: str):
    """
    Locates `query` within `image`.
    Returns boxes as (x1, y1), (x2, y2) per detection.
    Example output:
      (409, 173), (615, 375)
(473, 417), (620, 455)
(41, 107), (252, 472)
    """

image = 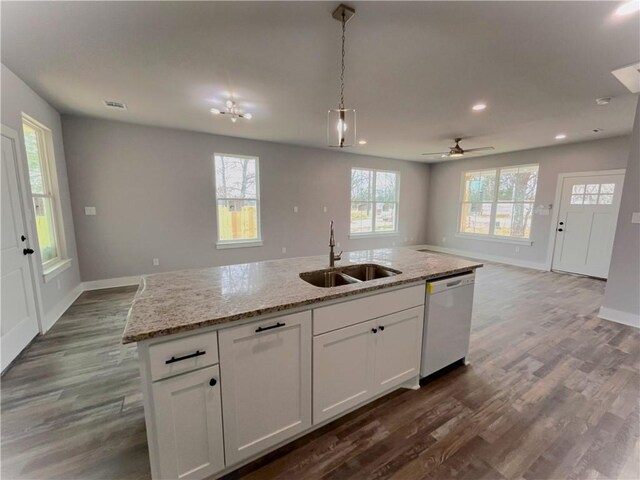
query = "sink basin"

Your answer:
(340, 264), (402, 281)
(300, 263), (401, 288)
(299, 270), (361, 288)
